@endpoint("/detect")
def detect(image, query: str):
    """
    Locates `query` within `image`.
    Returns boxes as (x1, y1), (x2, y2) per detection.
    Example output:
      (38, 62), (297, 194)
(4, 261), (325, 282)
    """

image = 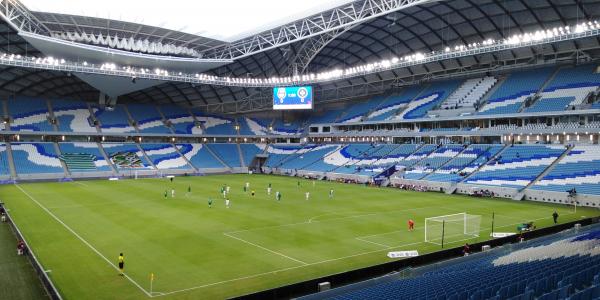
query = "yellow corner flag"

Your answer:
(150, 273), (155, 281)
